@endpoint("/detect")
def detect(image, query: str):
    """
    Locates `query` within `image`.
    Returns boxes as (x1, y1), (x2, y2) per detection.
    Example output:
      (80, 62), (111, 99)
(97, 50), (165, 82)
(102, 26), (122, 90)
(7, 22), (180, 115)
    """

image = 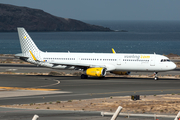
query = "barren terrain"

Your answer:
(2, 94), (180, 115)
